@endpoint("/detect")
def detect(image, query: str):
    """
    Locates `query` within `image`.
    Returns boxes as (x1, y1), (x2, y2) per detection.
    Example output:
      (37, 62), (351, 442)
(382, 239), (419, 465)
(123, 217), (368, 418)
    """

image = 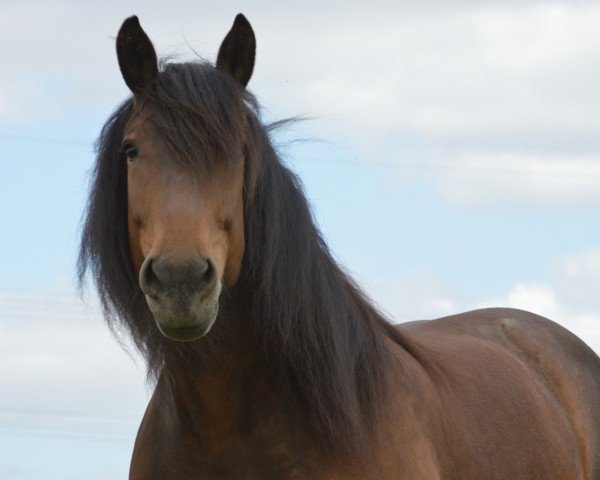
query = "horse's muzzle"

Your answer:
(139, 255), (221, 341)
